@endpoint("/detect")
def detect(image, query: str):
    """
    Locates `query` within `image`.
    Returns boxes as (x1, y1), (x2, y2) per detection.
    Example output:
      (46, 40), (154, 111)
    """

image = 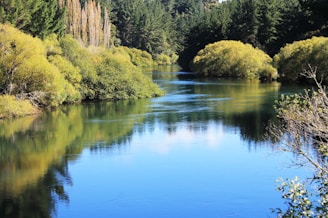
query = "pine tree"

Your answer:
(23, 0), (66, 39)
(0, 0), (42, 29)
